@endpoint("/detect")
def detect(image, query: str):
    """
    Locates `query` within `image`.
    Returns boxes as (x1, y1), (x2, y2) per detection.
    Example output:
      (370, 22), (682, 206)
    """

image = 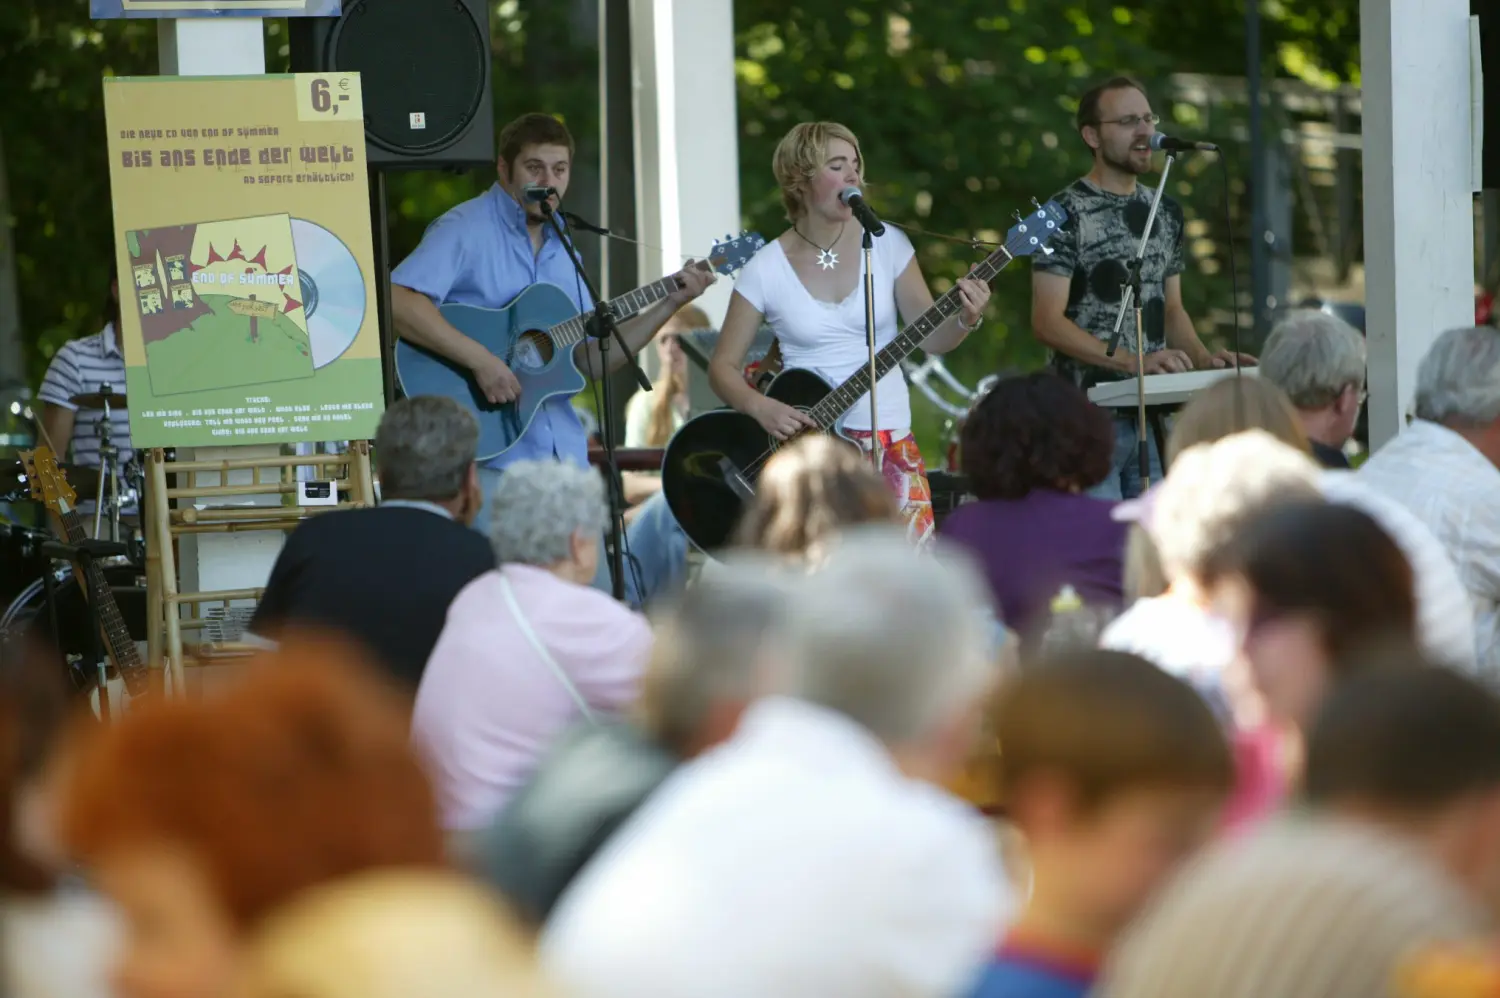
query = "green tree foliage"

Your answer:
(0, 1), (155, 388)
(732, 0), (1357, 455)
(0, 0), (1357, 451)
